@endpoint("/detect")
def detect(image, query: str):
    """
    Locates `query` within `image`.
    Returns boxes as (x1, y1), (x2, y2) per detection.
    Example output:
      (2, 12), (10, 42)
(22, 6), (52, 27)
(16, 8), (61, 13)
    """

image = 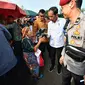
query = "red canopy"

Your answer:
(0, 1), (26, 19)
